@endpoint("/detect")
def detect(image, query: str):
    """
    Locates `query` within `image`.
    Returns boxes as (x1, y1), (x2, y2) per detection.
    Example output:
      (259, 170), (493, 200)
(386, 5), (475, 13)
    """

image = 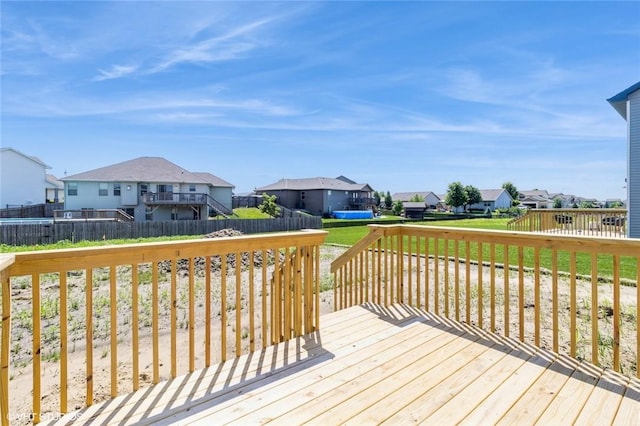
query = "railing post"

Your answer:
(1, 261), (12, 426)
